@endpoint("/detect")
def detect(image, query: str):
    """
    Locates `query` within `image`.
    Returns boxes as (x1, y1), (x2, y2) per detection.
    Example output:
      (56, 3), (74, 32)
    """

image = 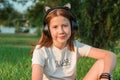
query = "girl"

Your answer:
(32, 3), (116, 80)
